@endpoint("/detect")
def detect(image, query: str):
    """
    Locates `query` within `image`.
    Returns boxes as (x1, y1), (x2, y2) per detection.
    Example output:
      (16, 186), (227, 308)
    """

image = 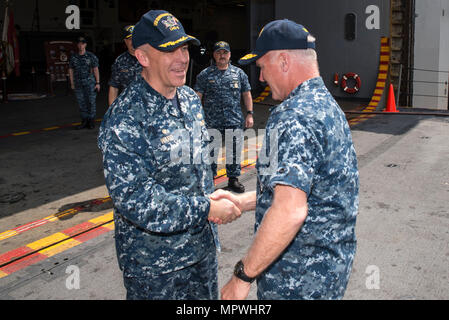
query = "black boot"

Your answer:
(76, 119), (88, 130)
(228, 177), (245, 193)
(87, 118), (95, 129)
